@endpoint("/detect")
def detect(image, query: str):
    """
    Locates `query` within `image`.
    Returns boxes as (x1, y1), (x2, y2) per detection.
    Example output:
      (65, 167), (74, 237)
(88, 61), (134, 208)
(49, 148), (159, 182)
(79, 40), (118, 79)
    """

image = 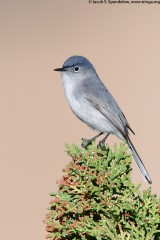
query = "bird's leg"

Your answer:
(81, 132), (103, 149)
(97, 133), (110, 150)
